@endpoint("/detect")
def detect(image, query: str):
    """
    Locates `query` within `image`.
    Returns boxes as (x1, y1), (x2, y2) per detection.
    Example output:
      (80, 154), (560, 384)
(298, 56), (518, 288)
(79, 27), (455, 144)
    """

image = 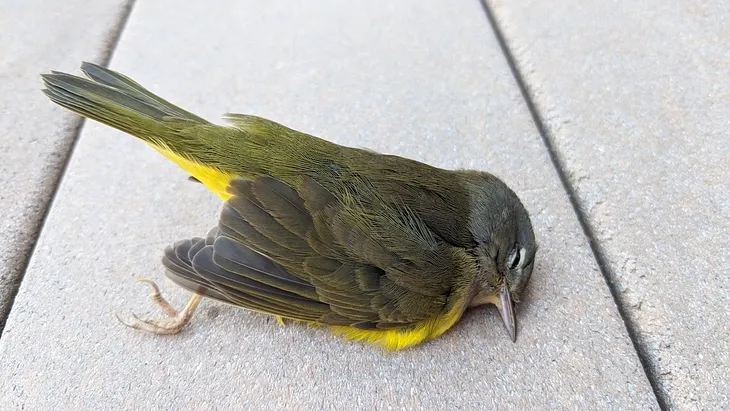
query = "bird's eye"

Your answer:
(508, 247), (521, 269)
